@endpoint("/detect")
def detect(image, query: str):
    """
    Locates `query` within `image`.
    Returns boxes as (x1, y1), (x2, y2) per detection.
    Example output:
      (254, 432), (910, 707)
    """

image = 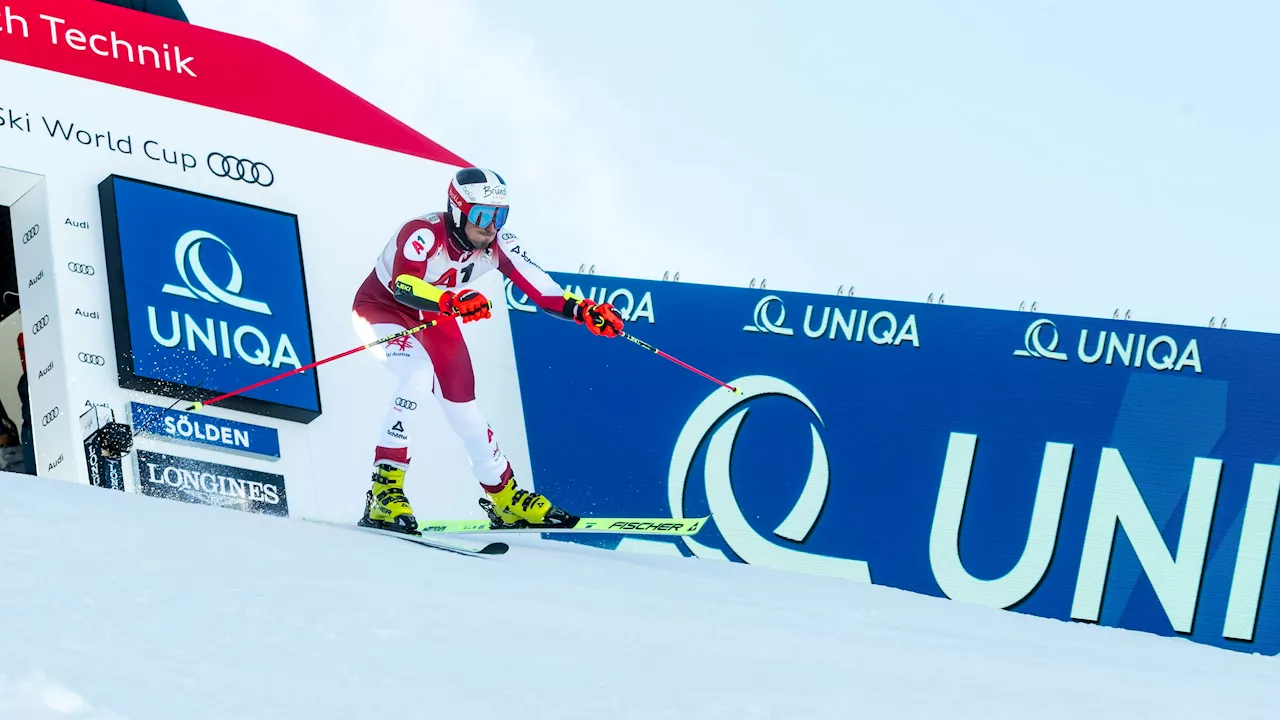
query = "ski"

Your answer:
(305, 519), (509, 556)
(415, 515), (710, 536)
(358, 525), (509, 556)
